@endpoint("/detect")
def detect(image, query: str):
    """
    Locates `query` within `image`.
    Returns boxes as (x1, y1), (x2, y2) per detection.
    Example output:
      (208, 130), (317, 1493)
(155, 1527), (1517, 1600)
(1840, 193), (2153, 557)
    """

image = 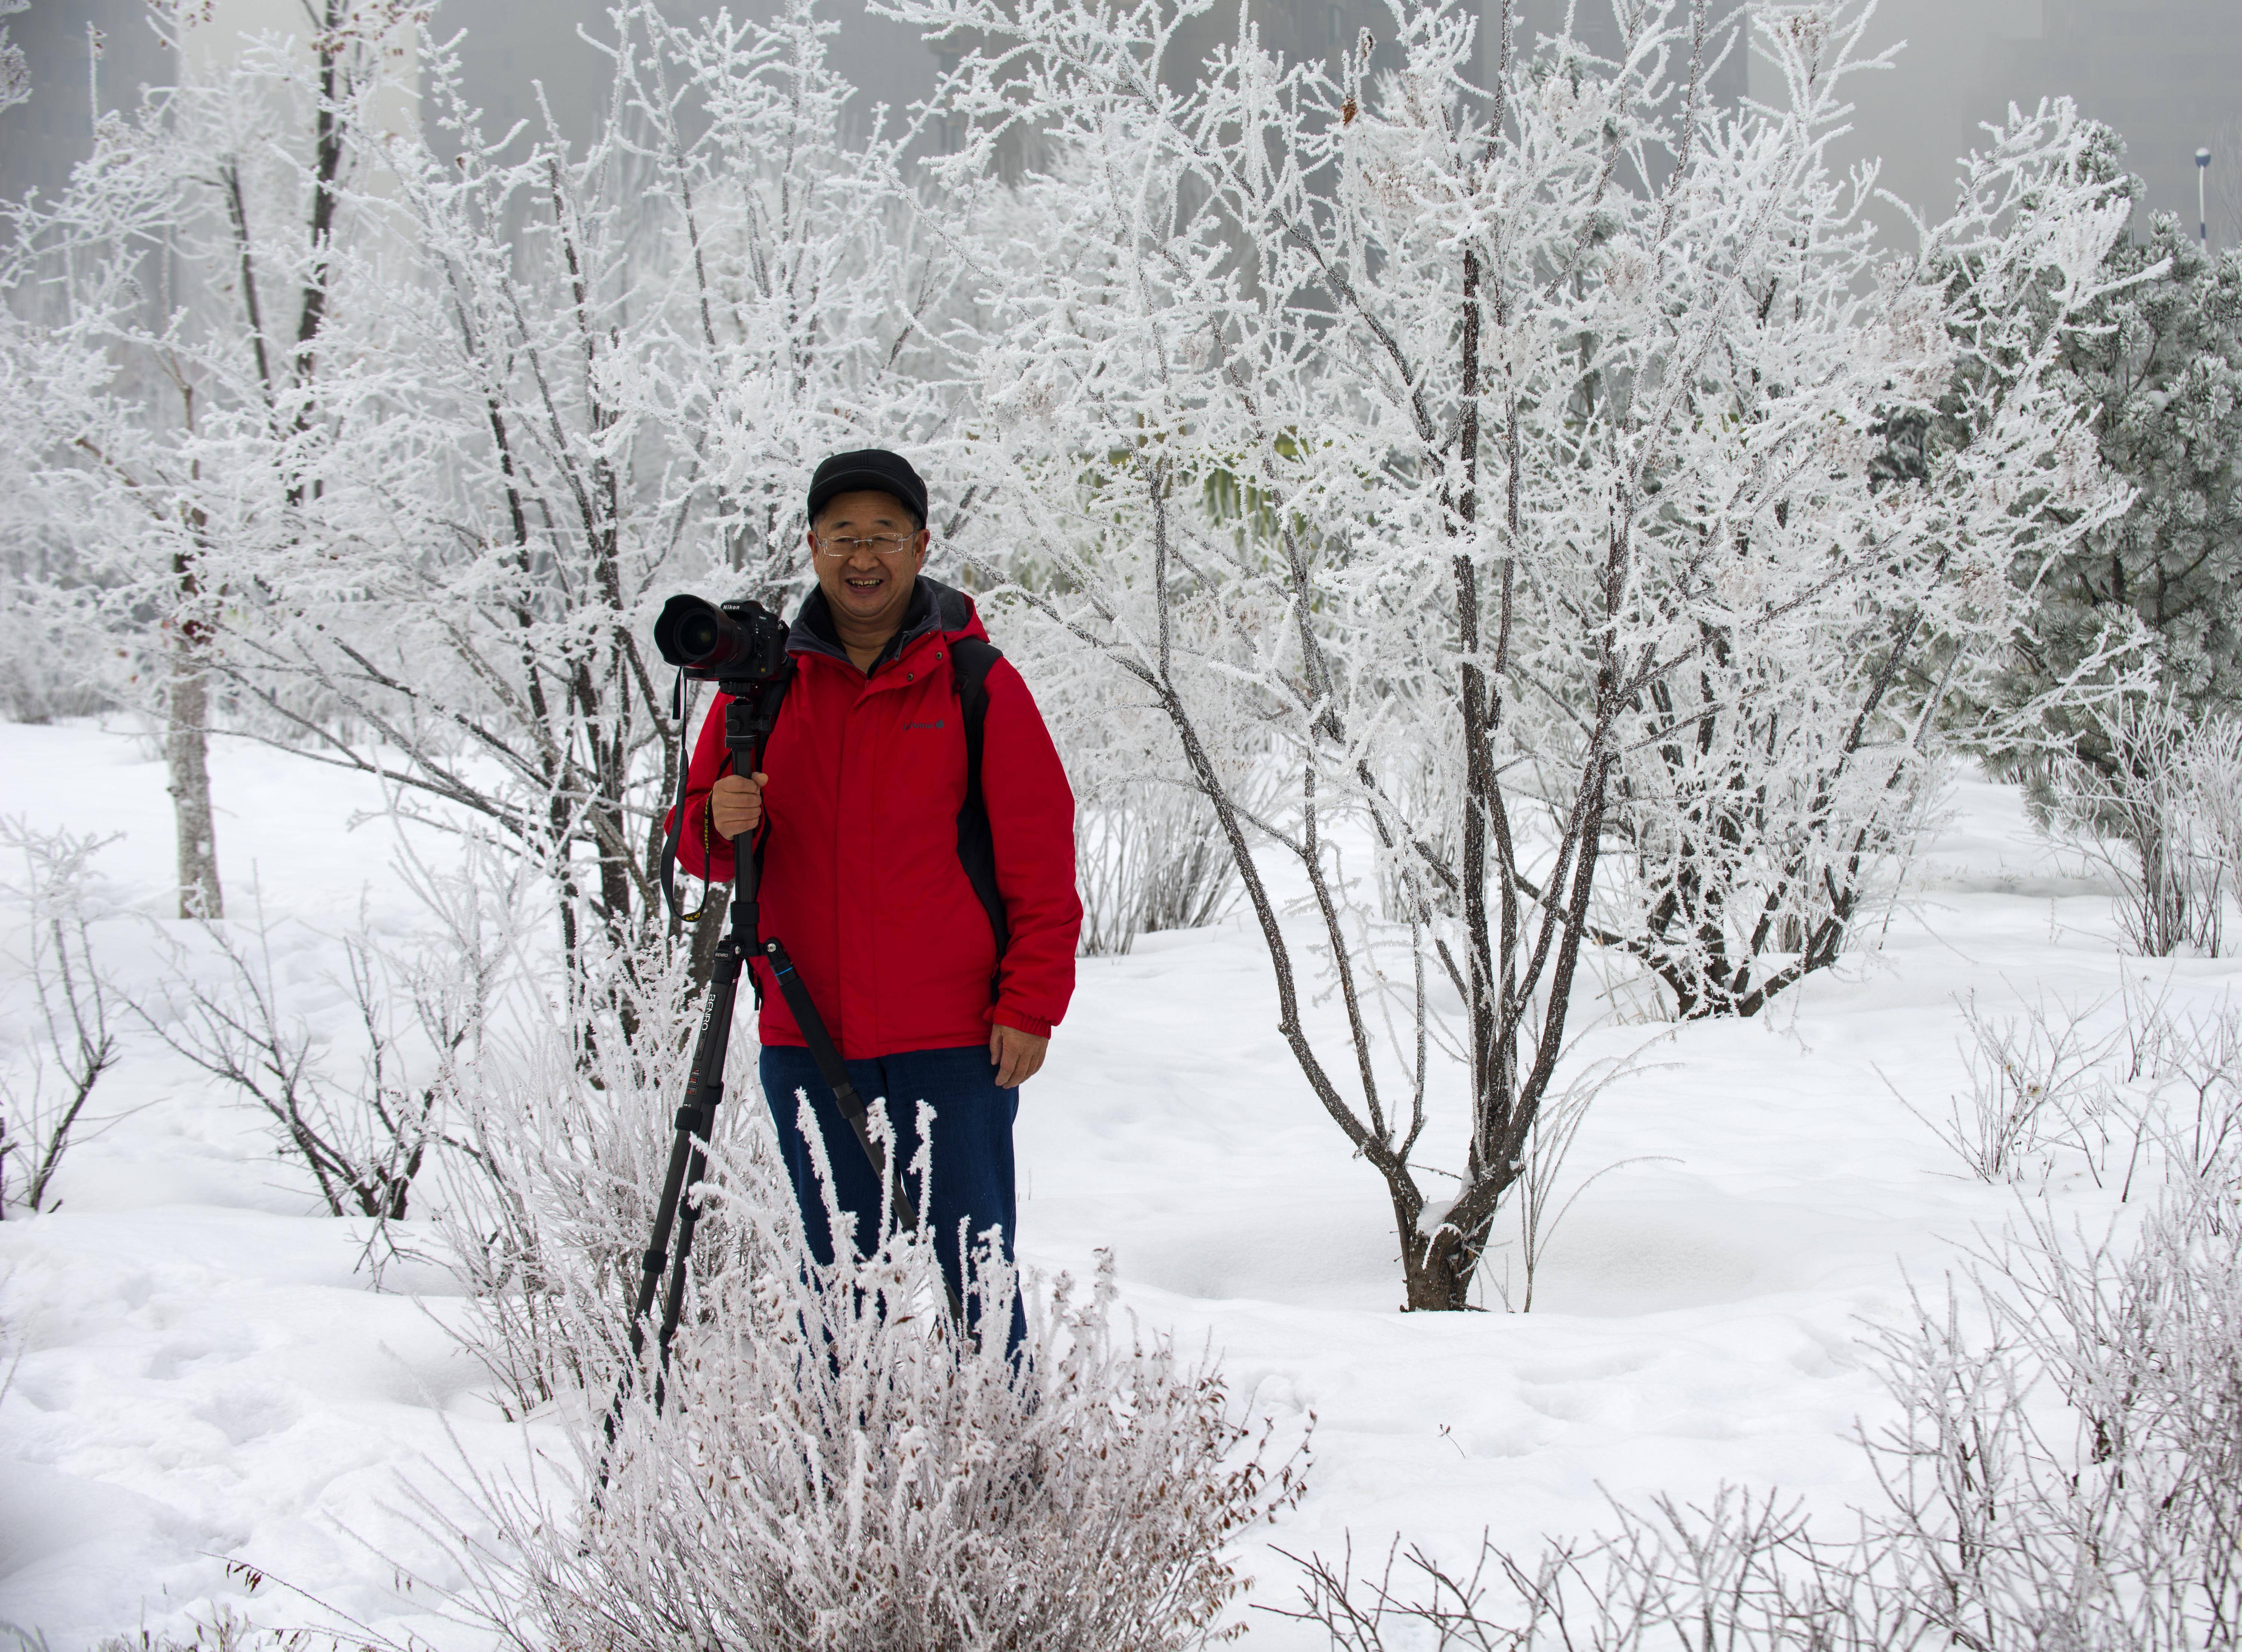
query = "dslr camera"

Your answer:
(653, 594), (789, 685)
